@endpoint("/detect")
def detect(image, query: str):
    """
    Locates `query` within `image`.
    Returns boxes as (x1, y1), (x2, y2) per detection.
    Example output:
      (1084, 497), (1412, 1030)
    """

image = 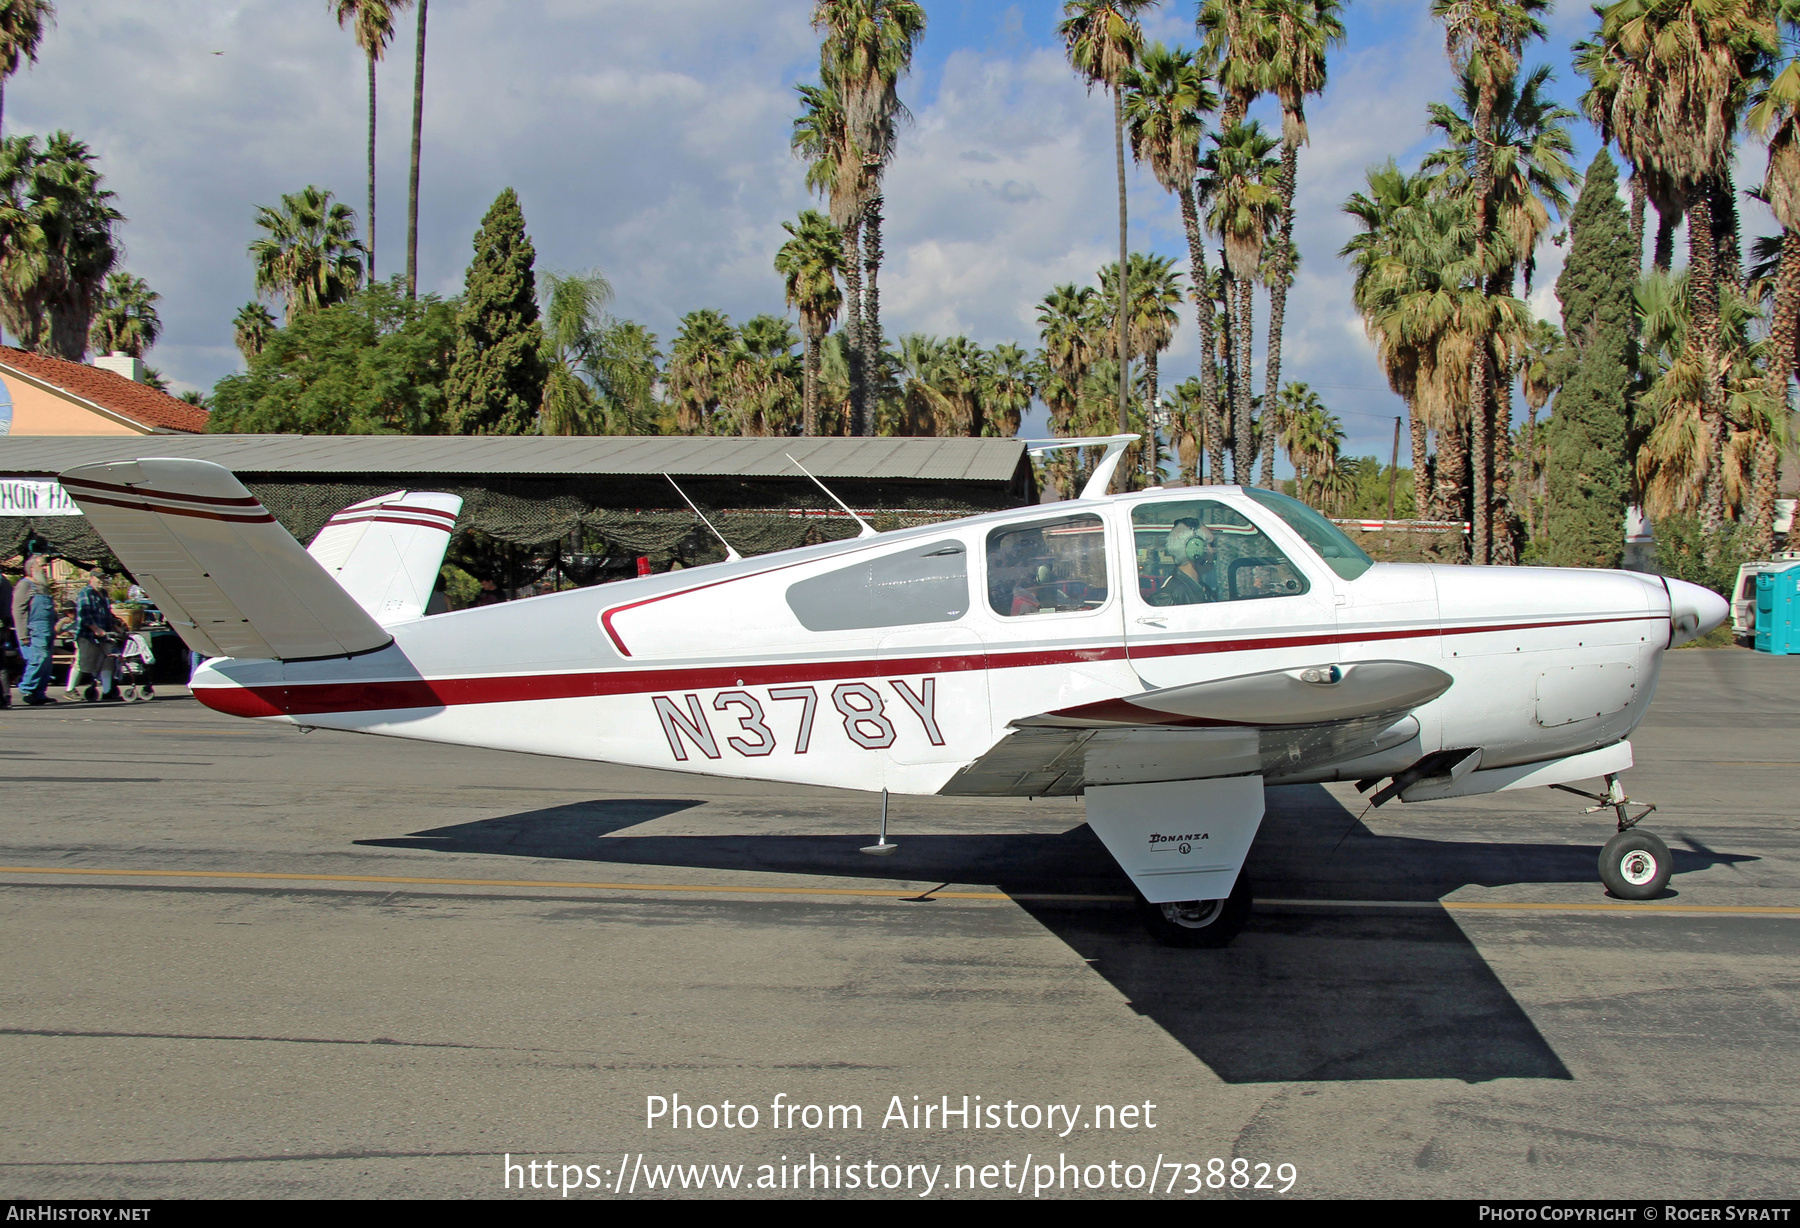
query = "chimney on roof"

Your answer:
(94, 351), (145, 383)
